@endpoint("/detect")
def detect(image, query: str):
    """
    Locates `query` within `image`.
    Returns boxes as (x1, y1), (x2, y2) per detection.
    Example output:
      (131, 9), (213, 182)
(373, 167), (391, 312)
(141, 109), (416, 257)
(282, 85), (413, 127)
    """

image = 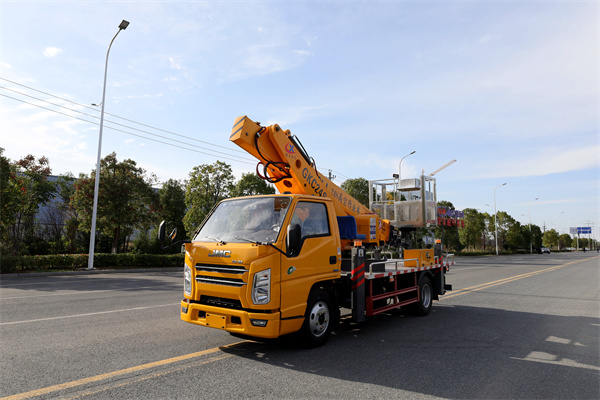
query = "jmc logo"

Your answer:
(208, 250), (231, 258)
